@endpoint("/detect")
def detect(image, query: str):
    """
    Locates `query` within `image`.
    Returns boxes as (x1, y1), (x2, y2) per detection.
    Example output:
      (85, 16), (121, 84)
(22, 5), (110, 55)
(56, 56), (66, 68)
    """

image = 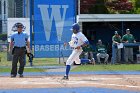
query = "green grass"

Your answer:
(0, 51), (63, 73)
(1, 51), (140, 72)
(1, 64), (140, 73)
(32, 58), (62, 66)
(72, 64), (140, 72)
(0, 51), (63, 67)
